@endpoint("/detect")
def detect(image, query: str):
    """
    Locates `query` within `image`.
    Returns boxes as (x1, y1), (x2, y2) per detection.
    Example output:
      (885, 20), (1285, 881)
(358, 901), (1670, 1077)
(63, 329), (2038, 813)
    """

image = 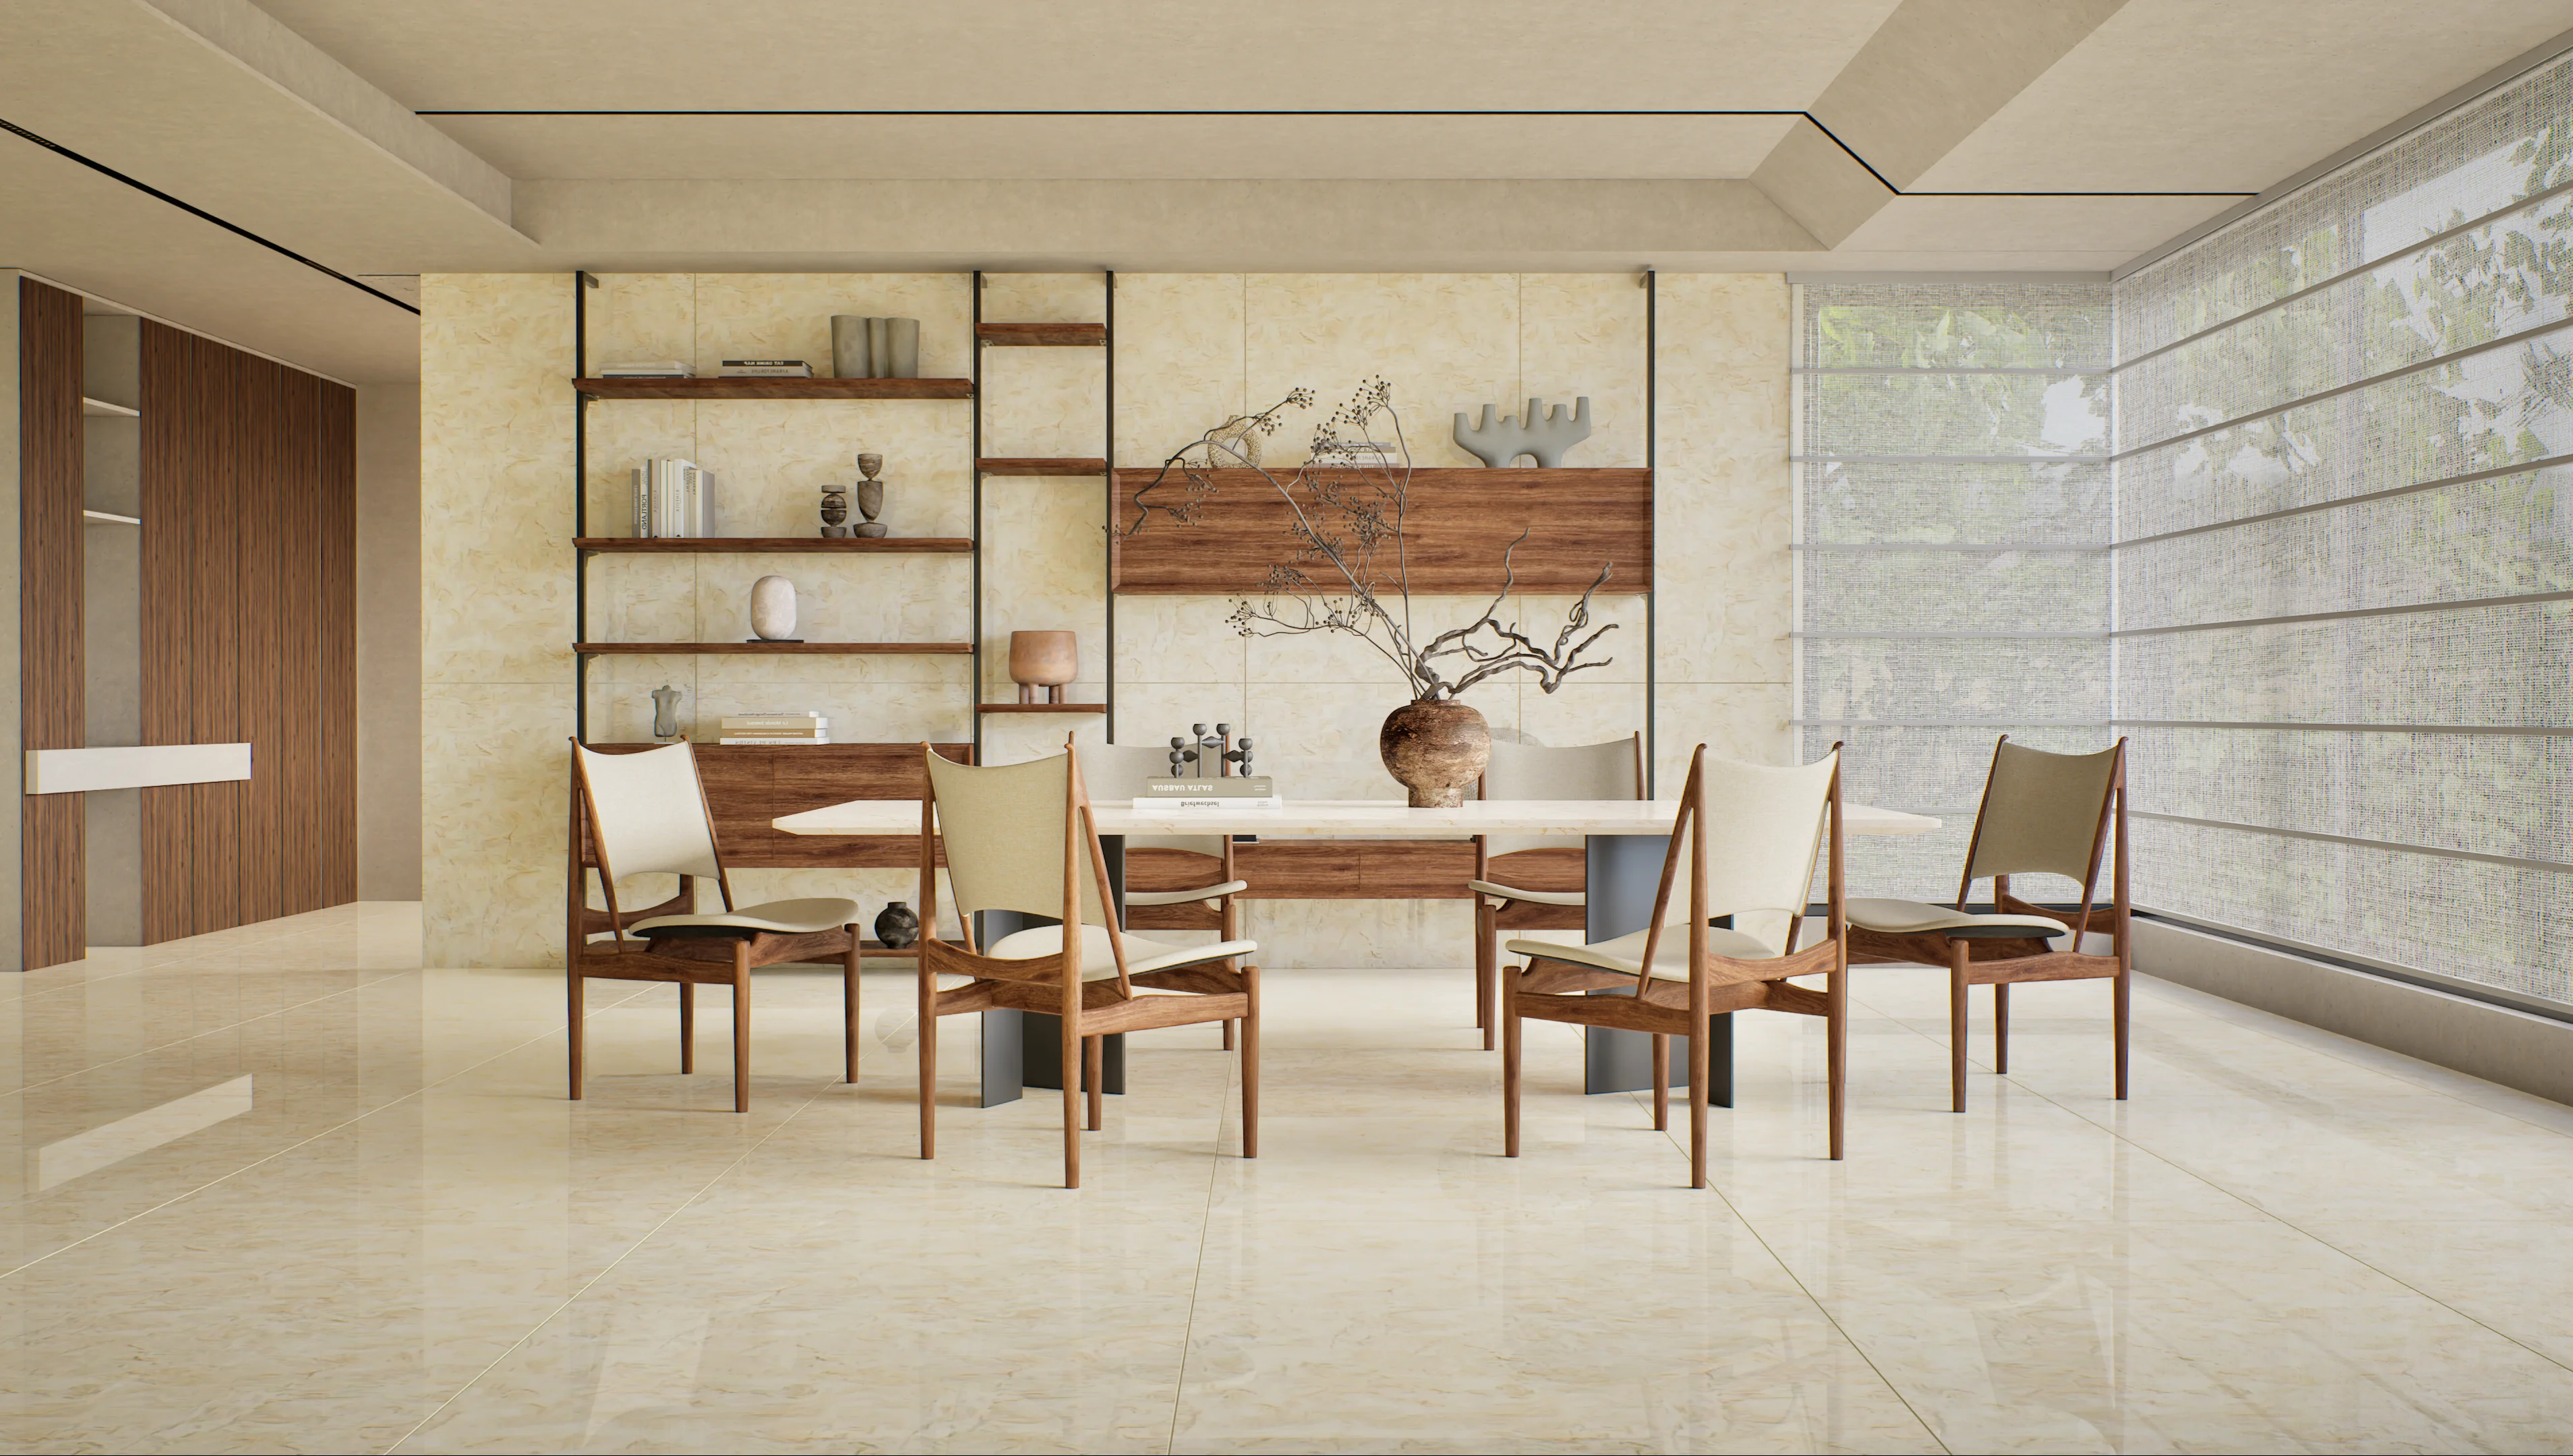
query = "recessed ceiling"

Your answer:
(425, 114), (1803, 183)
(1, 0), (2568, 385)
